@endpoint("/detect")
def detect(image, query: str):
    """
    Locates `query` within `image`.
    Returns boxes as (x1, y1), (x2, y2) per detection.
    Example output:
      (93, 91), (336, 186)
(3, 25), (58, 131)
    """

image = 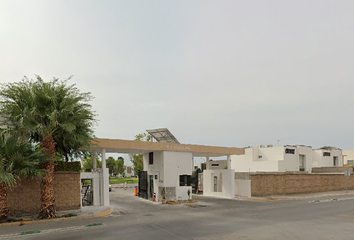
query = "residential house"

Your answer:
(231, 145), (313, 172)
(343, 150), (354, 165)
(312, 147), (342, 167)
